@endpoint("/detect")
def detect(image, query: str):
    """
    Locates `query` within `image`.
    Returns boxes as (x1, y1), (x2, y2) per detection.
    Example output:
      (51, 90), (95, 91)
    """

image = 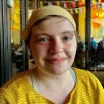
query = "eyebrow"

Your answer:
(33, 30), (75, 38)
(33, 33), (51, 37)
(61, 30), (75, 34)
